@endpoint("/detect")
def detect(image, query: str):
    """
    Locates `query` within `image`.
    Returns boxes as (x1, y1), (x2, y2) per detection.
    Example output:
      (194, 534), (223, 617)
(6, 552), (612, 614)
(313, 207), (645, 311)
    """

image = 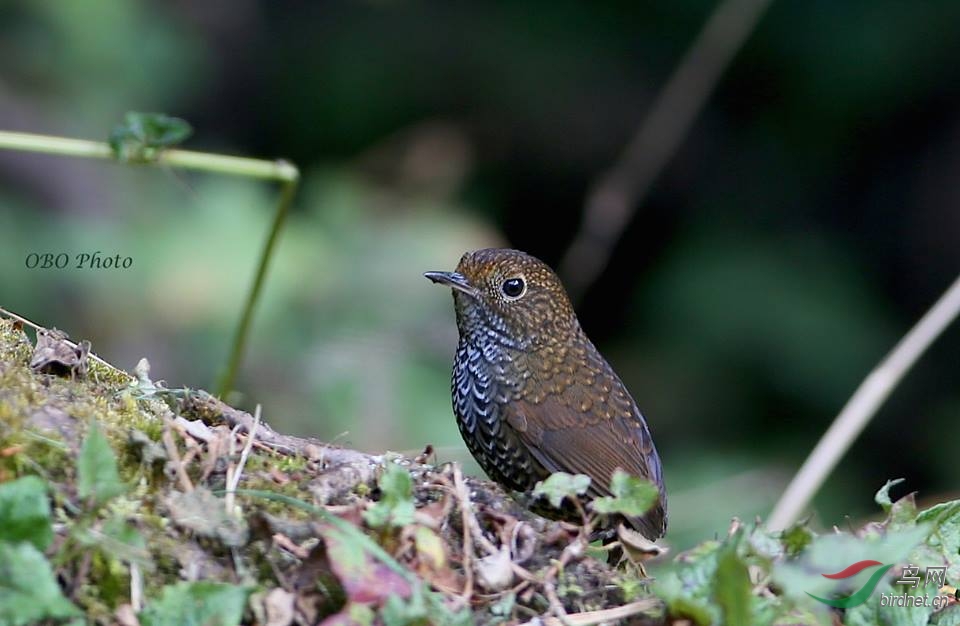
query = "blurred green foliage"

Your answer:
(2, 0), (959, 554)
